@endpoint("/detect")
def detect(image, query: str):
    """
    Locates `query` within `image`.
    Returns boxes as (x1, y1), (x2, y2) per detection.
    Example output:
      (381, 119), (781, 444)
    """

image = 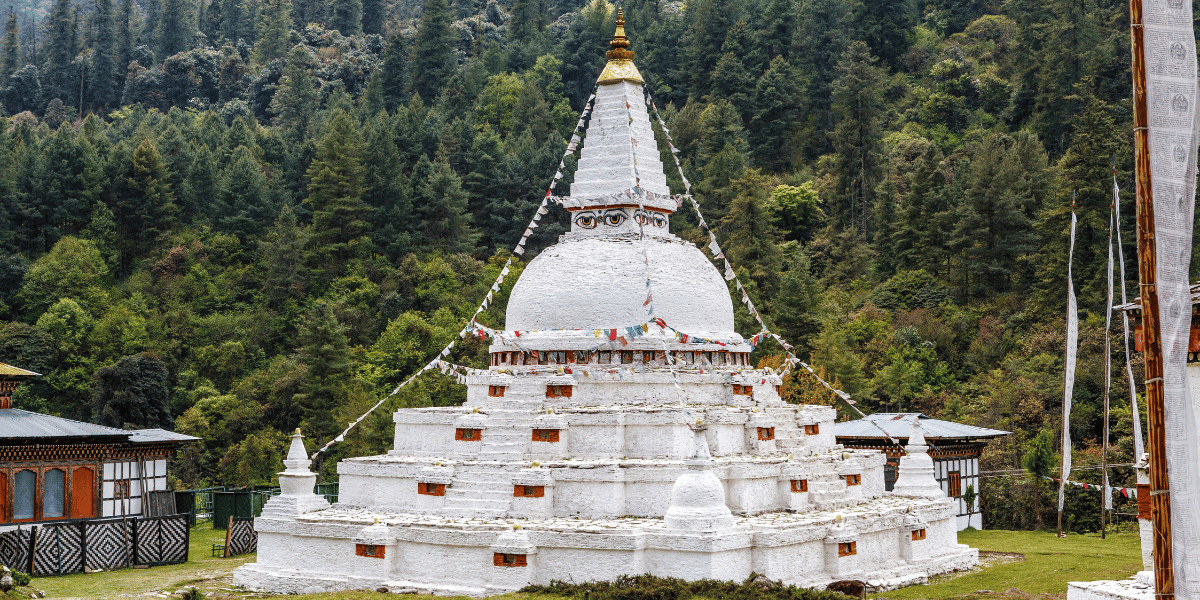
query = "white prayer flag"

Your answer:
(1060, 211), (1078, 514)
